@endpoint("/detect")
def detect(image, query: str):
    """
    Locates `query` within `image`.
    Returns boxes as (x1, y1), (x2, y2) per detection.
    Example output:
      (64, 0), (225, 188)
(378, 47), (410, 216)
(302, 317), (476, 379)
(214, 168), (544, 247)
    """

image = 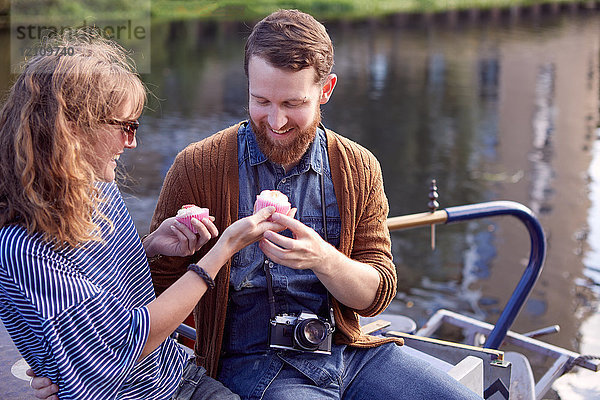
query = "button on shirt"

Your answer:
(218, 122), (344, 398)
